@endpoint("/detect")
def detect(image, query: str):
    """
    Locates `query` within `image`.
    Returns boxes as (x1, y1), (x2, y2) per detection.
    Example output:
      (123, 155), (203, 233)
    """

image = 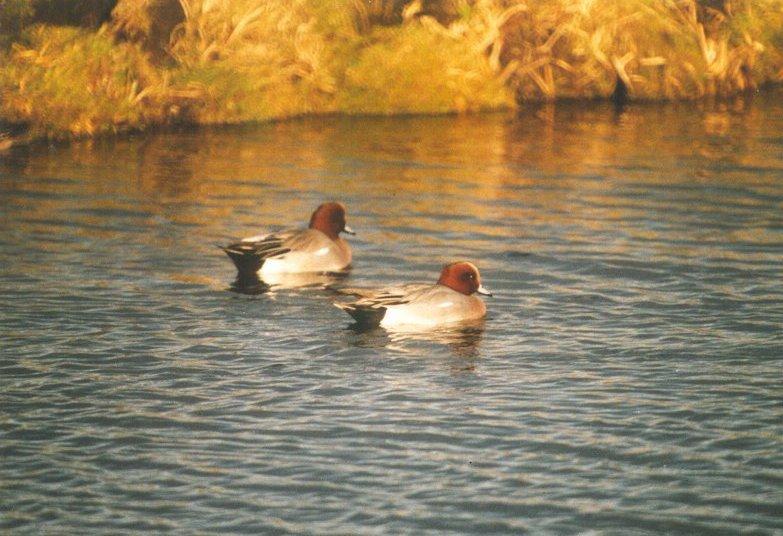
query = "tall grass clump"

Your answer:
(0, 25), (163, 138)
(339, 16), (515, 113)
(496, 0), (783, 100)
(129, 0), (345, 123)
